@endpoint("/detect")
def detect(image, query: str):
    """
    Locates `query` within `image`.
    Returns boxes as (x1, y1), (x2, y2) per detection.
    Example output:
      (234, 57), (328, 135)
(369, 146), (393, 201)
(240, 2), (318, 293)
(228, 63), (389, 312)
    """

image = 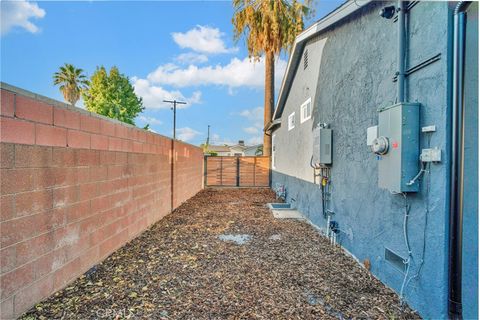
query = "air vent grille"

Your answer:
(304, 49), (308, 70)
(385, 247), (406, 272)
